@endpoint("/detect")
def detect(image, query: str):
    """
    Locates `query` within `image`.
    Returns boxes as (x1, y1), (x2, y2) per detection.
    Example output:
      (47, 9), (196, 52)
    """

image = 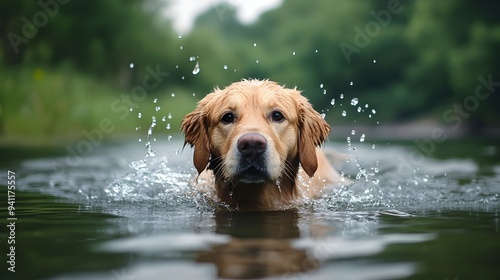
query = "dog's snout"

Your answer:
(237, 133), (267, 159)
